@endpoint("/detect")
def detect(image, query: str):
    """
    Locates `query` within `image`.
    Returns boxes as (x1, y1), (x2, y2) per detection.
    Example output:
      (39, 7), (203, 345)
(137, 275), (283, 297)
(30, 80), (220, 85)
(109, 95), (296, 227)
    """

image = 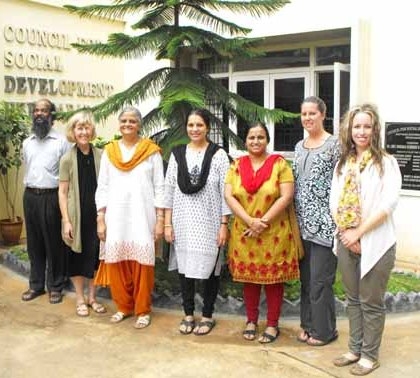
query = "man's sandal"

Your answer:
(21, 289), (45, 301)
(49, 291), (63, 304)
(350, 360), (380, 376)
(333, 353), (361, 367)
(134, 314), (151, 329)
